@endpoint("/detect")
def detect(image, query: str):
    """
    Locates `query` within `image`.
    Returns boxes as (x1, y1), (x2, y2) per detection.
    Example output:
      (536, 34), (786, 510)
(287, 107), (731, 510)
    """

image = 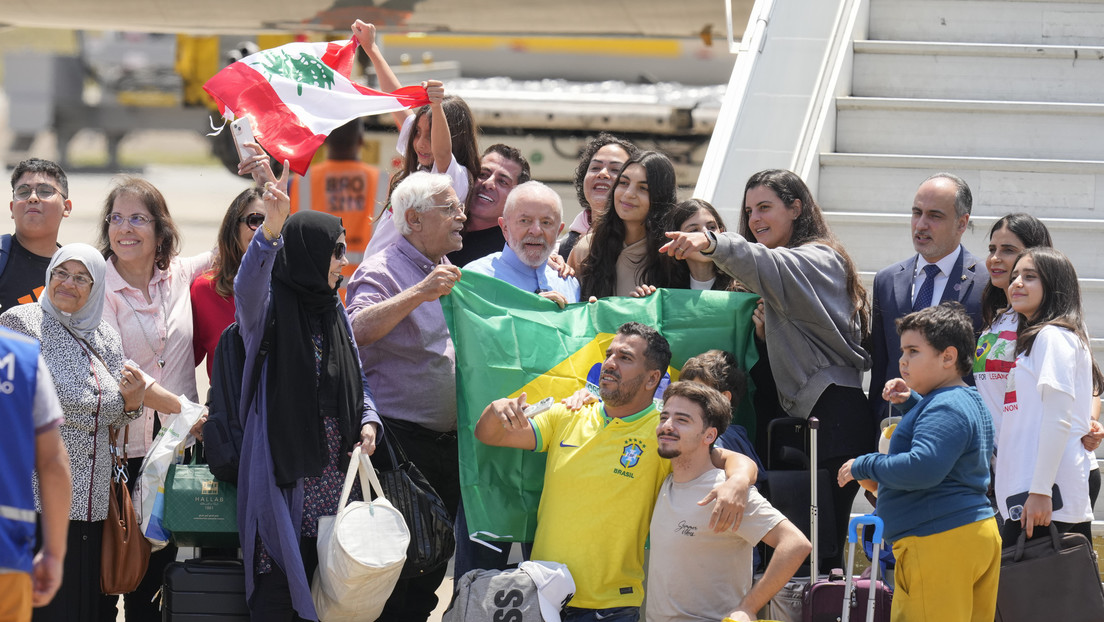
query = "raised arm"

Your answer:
(474, 394), (538, 450)
(352, 19), (411, 129)
(426, 81), (452, 174)
(235, 163), (290, 336)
